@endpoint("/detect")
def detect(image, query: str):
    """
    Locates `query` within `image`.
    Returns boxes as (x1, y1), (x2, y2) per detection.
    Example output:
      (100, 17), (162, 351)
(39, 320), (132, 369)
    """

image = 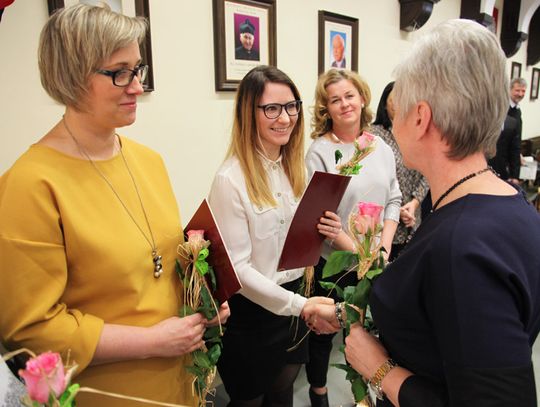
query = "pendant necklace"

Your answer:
(62, 116), (163, 278)
(431, 166), (495, 212)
